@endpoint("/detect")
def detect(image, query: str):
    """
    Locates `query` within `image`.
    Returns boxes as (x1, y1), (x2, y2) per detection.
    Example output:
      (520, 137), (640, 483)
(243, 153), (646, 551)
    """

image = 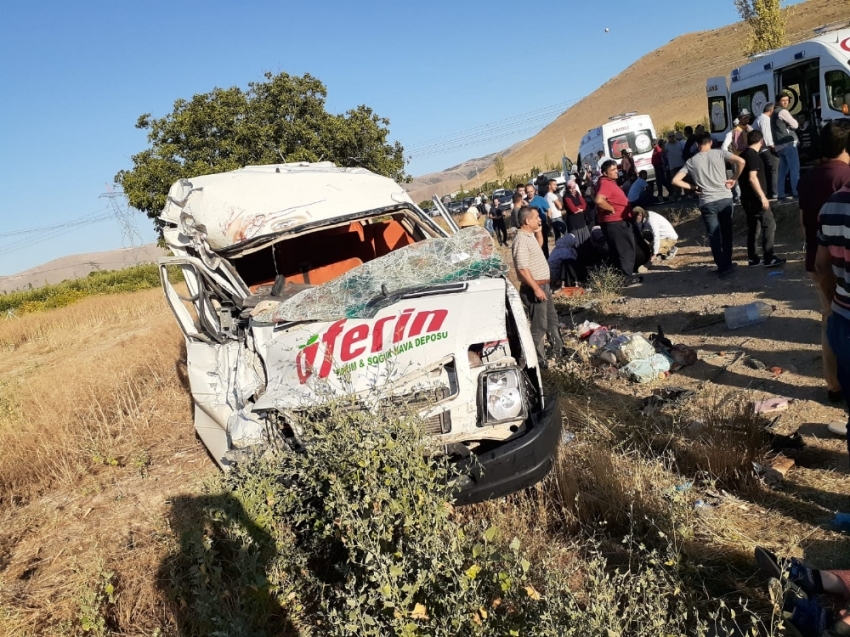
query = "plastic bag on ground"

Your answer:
(609, 333), (655, 365)
(620, 353), (671, 383)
